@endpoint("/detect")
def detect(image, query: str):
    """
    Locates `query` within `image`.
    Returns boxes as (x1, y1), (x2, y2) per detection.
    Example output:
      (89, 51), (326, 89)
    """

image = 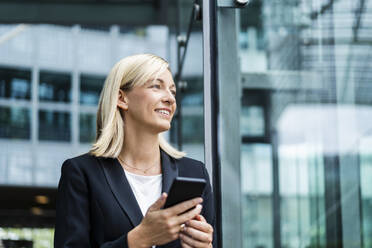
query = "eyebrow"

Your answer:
(155, 78), (176, 89)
